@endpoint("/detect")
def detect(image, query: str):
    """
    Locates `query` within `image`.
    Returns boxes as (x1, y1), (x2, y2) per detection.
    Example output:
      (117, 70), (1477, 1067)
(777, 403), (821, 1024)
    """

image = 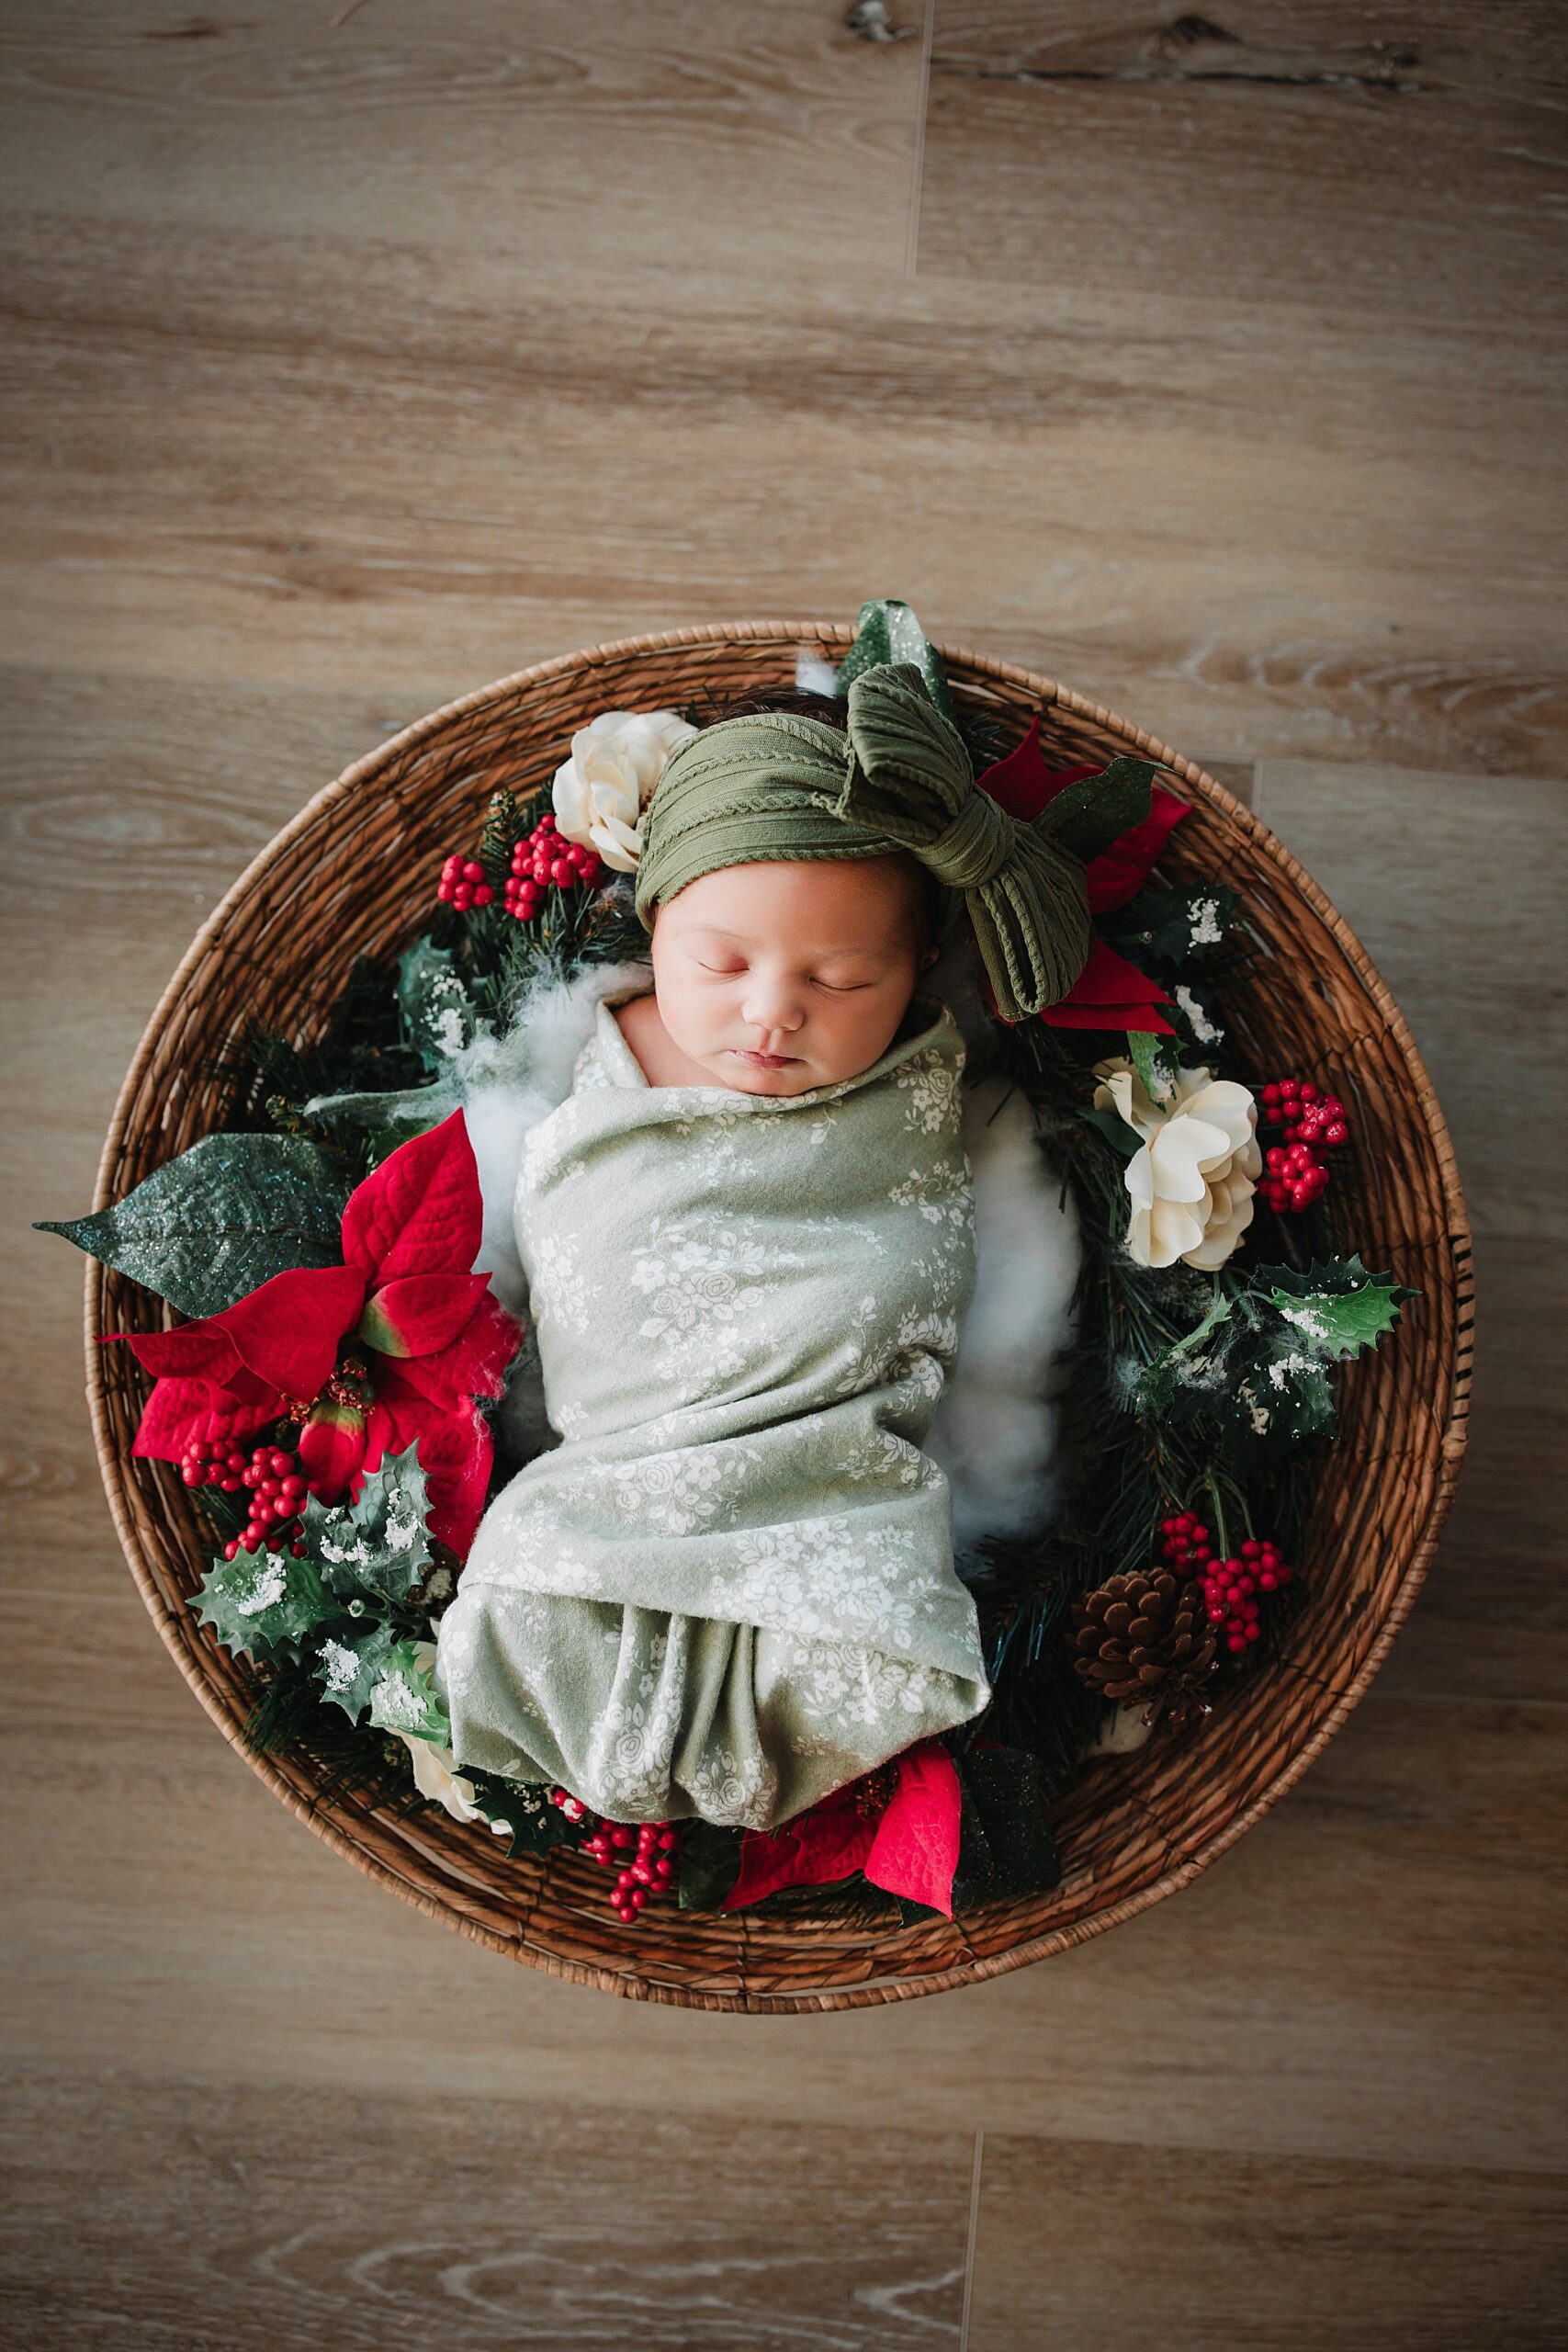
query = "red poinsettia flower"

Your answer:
(102, 1110), (522, 1556)
(720, 1739), (964, 1917)
(975, 719), (1190, 1034)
